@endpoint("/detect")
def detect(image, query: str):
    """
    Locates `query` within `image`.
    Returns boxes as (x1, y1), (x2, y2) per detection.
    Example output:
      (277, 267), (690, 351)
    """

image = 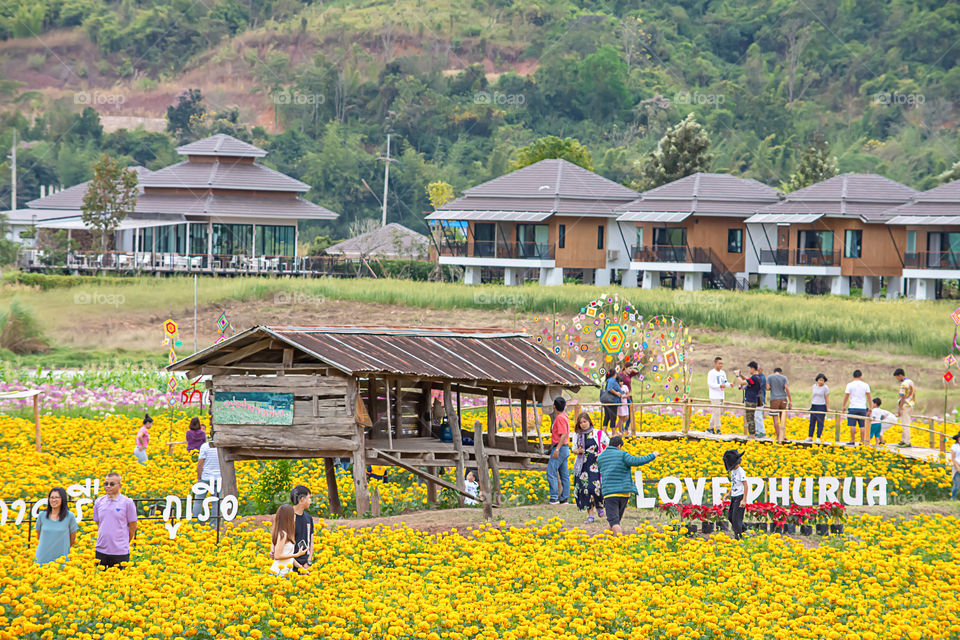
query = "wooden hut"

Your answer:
(168, 325), (593, 513)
